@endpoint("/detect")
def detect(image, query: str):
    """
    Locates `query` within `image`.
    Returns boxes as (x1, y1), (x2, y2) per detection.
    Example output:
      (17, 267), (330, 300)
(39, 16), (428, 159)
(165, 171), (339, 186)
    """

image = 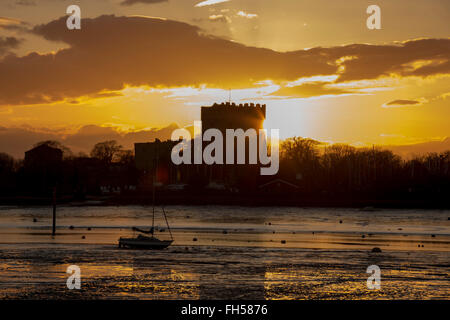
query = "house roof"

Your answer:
(25, 144), (62, 155)
(258, 178), (299, 189)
